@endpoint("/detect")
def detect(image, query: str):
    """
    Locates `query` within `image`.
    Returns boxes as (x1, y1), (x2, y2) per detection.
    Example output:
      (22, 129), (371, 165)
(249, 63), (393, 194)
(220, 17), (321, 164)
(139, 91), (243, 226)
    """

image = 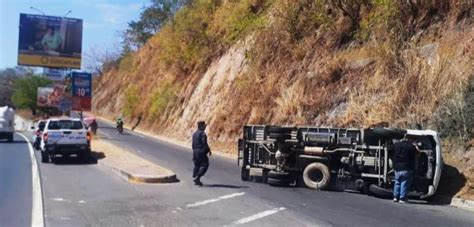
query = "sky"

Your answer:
(0, 0), (147, 70)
